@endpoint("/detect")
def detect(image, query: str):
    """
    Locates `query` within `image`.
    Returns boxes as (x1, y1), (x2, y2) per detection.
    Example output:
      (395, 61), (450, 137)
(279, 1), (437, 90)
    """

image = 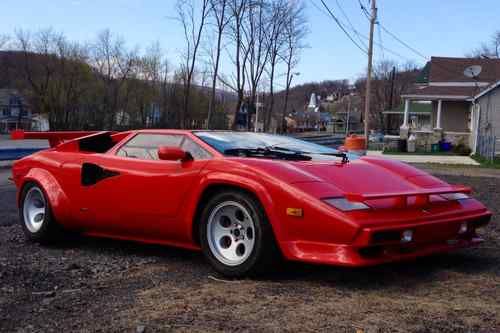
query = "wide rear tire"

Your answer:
(199, 190), (280, 277)
(19, 182), (63, 243)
